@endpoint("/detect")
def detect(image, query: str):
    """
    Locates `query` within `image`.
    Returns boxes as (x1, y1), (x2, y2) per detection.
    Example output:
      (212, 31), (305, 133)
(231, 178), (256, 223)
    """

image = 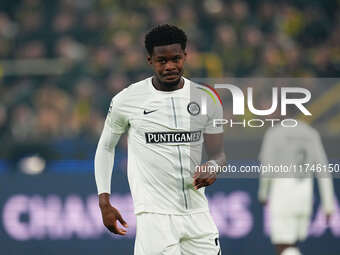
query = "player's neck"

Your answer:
(152, 76), (184, 92)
